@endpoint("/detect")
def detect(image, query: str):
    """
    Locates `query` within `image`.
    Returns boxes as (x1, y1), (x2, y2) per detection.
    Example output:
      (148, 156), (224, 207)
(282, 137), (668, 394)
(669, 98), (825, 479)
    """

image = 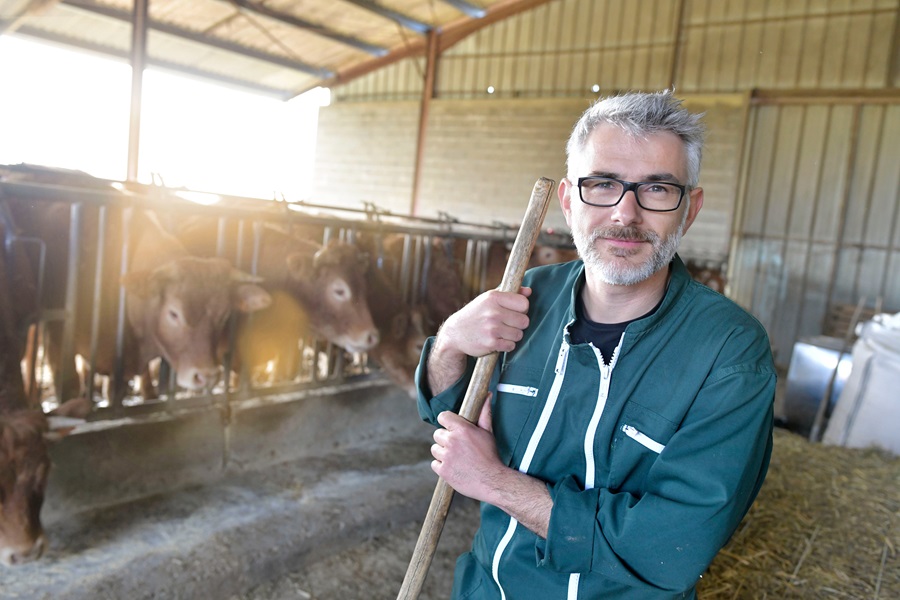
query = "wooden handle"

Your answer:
(397, 177), (555, 599)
